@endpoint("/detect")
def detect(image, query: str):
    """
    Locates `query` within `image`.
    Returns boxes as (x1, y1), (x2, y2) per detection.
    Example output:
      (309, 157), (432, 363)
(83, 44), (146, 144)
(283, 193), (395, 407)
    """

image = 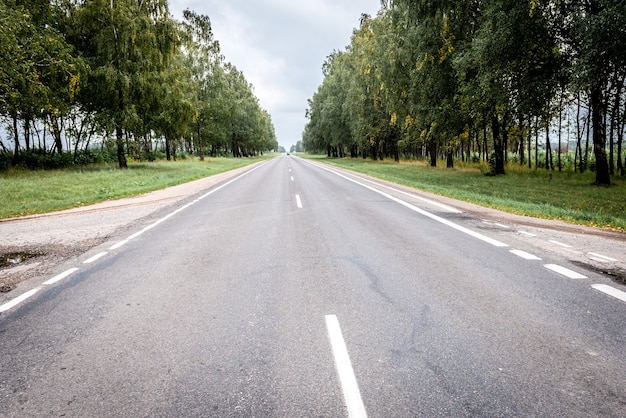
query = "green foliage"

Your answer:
(304, 0), (625, 184)
(0, 1), (276, 171)
(5, 148), (117, 170)
(0, 156), (273, 219)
